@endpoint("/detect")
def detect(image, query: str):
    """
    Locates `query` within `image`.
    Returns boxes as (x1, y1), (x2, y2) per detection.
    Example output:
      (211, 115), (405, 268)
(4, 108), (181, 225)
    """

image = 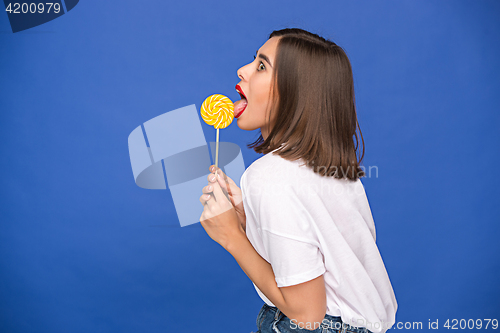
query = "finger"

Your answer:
(217, 174), (240, 198)
(209, 164), (235, 184)
(208, 169), (234, 202)
(220, 175), (232, 198)
(199, 193), (211, 205)
(215, 172), (229, 194)
(211, 167), (234, 191)
(219, 171), (238, 192)
(210, 176), (228, 204)
(210, 165), (221, 174)
(210, 165), (232, 184)
(210, 165), (222, 178)
(207, 172), (229, 197)
(207, 172), (217, 183)
(202, 184), (213, 194)
(215, 166), (228, 180)
(214, 173), (233, 203)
